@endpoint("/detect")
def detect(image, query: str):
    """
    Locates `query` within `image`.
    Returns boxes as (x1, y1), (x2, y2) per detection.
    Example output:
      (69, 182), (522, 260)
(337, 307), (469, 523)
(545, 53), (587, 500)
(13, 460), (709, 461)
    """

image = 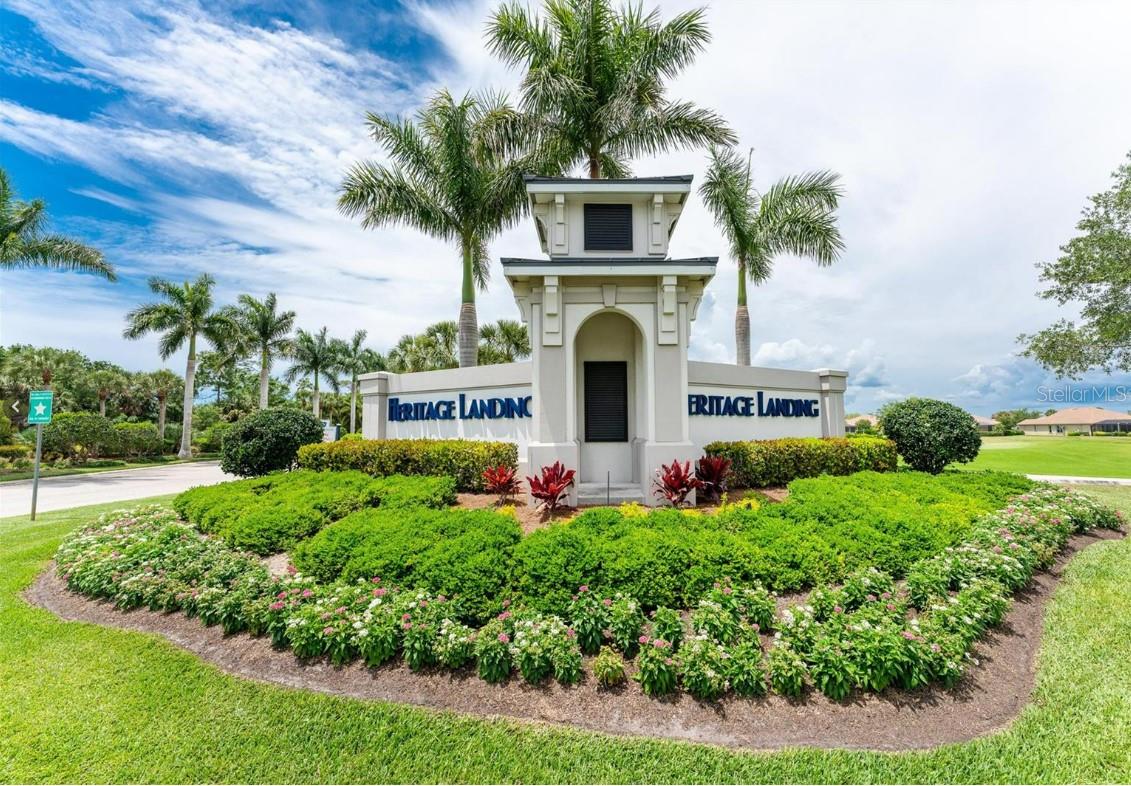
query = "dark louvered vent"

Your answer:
(584, 361), (628, 442)
(584, 203), (633, 251)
